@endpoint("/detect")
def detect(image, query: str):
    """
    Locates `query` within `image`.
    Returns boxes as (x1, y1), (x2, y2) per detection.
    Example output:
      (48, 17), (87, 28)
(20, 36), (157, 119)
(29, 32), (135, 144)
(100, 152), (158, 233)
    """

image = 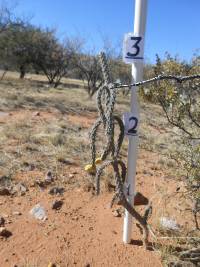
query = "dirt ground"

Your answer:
(0, 77), (199, 267)
(0, 187), (162, 267)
